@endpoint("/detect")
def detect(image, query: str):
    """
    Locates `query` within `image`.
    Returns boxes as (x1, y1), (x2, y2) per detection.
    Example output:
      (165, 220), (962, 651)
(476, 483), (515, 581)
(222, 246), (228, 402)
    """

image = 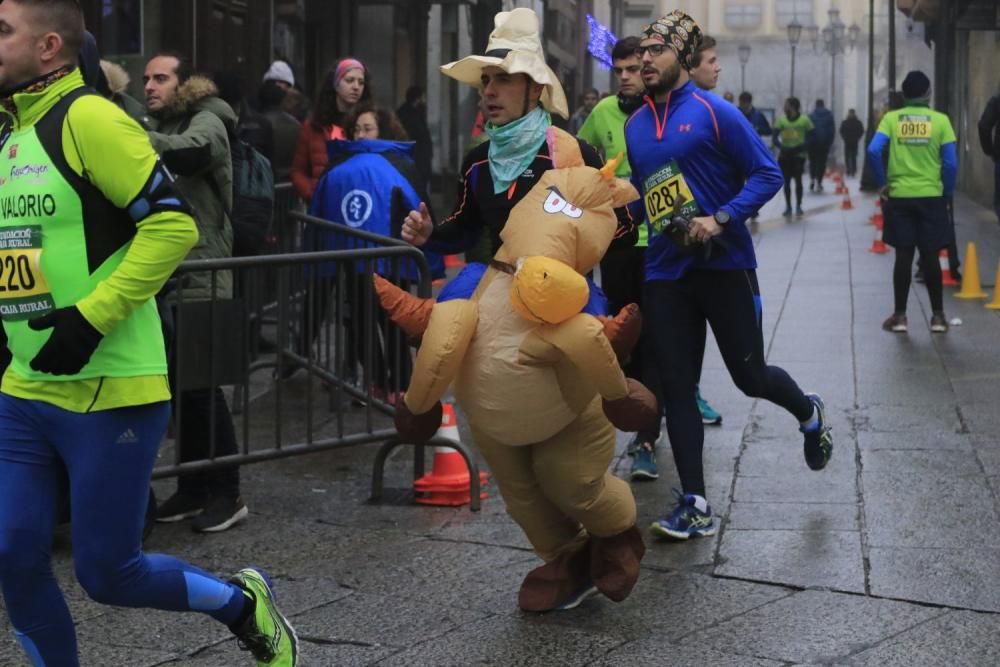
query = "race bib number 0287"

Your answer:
(896, 114), (931, 145)
(643, 160), (699, 233)
(0, 225), (55, 321)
